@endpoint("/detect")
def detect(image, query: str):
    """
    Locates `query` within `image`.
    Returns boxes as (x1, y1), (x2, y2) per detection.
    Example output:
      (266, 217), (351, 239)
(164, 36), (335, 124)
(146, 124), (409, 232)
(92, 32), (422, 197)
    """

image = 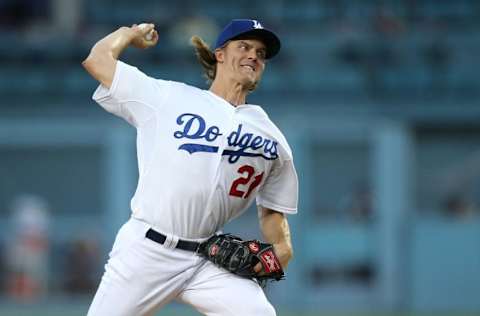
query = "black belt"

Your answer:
(145, 228), (200, 252)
